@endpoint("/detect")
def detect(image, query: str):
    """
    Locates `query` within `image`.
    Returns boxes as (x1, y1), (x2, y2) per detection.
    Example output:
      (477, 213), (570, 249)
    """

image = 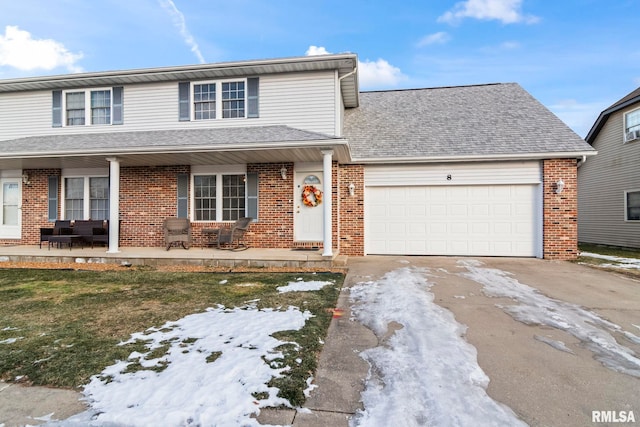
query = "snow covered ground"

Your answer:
(46, 279), (335, 427)
(348, 266), (527, 427)
(580, 251), (640, 270)
(40, 259), (640, 426)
